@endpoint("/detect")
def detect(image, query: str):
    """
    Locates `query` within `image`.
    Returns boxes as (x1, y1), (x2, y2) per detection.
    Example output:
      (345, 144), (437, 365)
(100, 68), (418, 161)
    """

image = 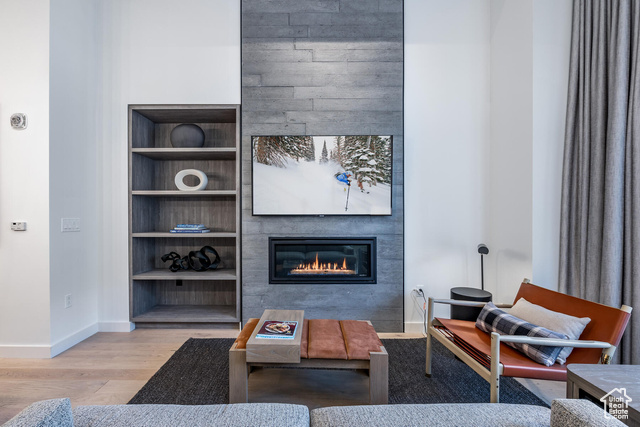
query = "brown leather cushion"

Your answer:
(514, 282), (631, 364)
(235, 318), (379, 361)
(437, 318), (568, 381)
(307, 319), (348, 359)
(233, 318), (259, 349)
(340, 320), (382, 360)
